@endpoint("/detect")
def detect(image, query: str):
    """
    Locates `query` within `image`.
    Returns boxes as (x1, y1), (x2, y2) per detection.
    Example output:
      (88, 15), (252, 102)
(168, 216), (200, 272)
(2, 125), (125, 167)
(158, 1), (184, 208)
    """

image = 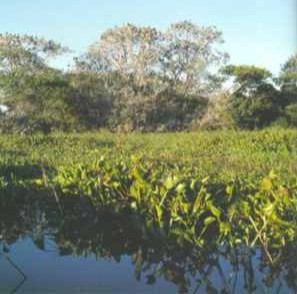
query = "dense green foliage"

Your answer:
(222, 65), (281, 128)
(1, 130), (296, 267)
(1, 26), (296, 133)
